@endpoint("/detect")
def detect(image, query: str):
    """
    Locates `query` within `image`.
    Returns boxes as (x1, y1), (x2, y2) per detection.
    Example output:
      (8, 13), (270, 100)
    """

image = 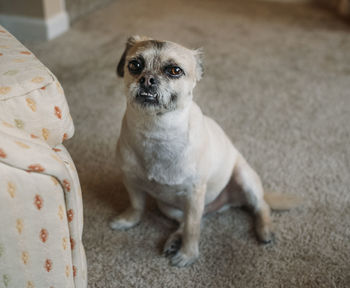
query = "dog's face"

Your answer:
(117, 36), (203, 114)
